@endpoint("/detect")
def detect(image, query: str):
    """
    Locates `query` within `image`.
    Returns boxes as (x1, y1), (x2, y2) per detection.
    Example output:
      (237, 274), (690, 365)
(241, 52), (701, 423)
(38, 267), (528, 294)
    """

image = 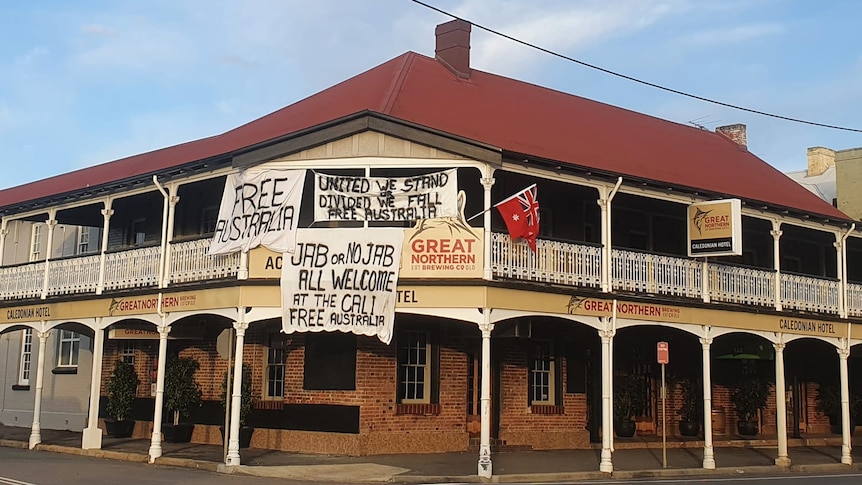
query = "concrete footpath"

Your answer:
(2, 425), (862, 483)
